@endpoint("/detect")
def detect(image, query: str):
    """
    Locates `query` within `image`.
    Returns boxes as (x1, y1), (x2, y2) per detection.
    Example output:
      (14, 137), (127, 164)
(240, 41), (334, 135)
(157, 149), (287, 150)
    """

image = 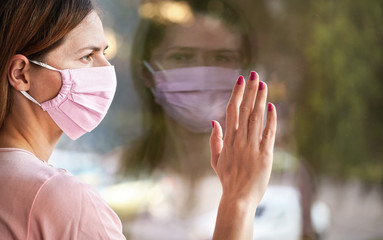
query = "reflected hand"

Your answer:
(210, 71), (277, 217)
